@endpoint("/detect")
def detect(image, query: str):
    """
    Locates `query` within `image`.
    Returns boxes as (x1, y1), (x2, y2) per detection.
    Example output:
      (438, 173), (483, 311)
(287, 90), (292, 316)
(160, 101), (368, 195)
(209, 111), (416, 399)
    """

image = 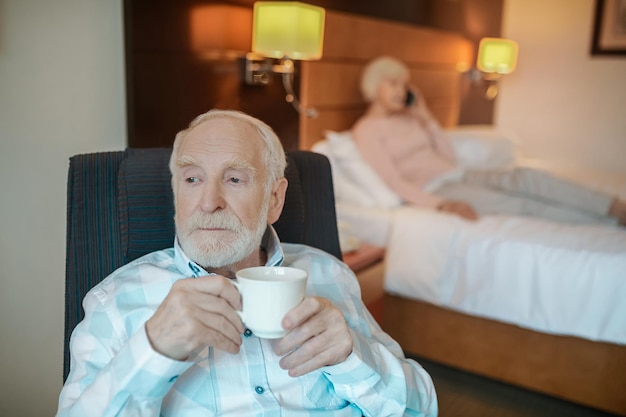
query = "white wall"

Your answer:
(496, 0), (626, 175)
(0, 1), (126, 415)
